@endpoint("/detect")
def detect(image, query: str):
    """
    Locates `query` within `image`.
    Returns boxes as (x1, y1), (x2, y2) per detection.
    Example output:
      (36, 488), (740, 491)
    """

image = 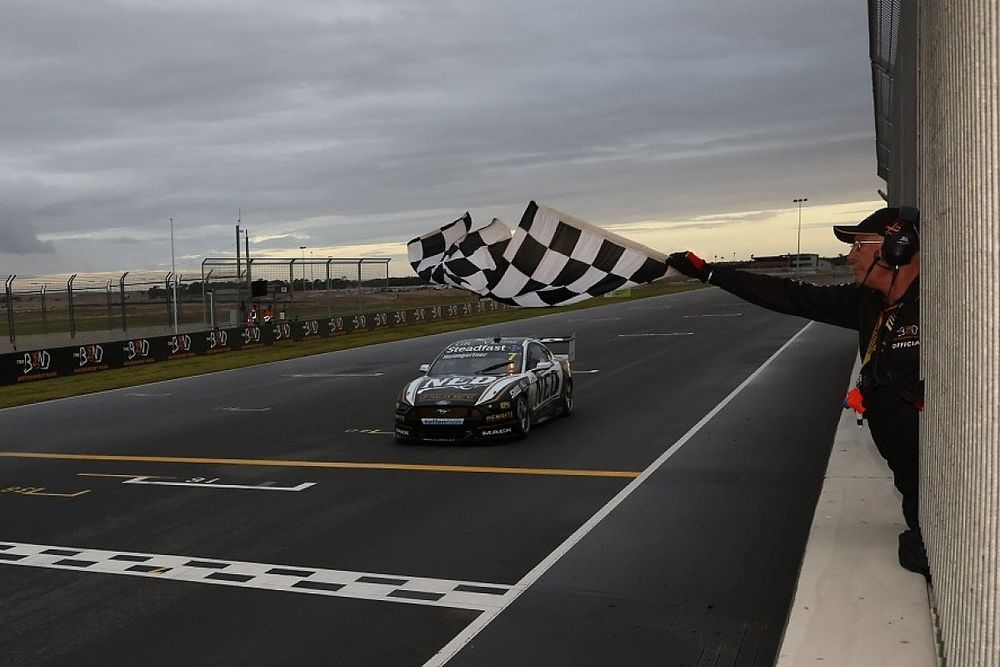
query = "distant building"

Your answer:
(750, 253), (820, 270)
